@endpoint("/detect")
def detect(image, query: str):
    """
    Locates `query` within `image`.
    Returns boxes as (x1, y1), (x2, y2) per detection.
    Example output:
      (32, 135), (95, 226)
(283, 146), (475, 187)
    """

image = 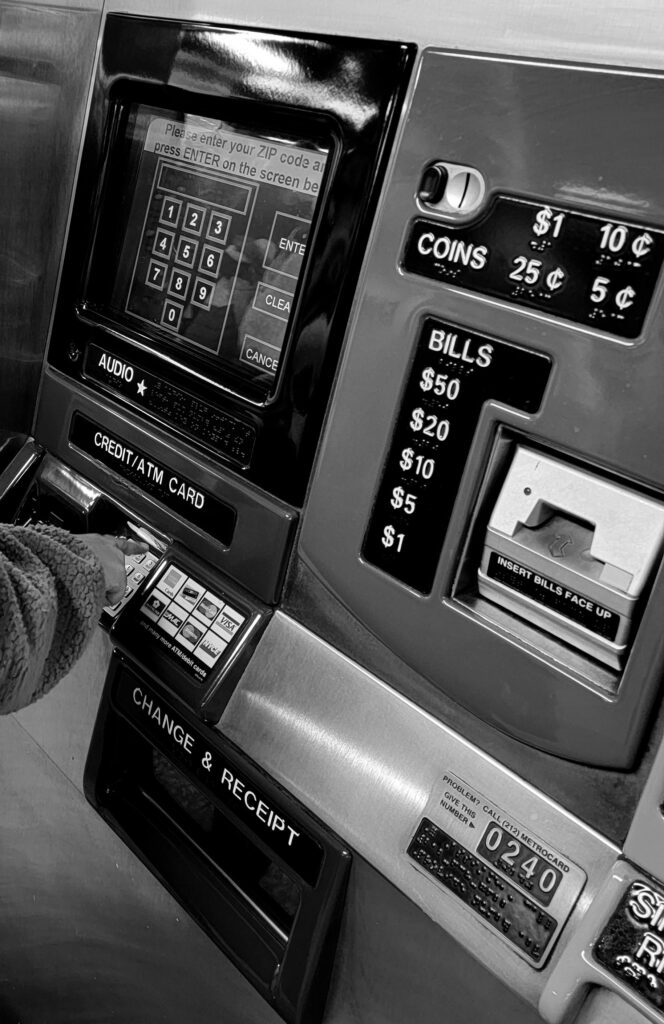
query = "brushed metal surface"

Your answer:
(0, 438), (41, 496)
(0, 2), (100, 435)
(1, 703), (546, 1024)
(40, 454), (104, 511)
(220, 612), (619, 1009)
(104, 0), (664, 71)
(9, 615), (547, 1024)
